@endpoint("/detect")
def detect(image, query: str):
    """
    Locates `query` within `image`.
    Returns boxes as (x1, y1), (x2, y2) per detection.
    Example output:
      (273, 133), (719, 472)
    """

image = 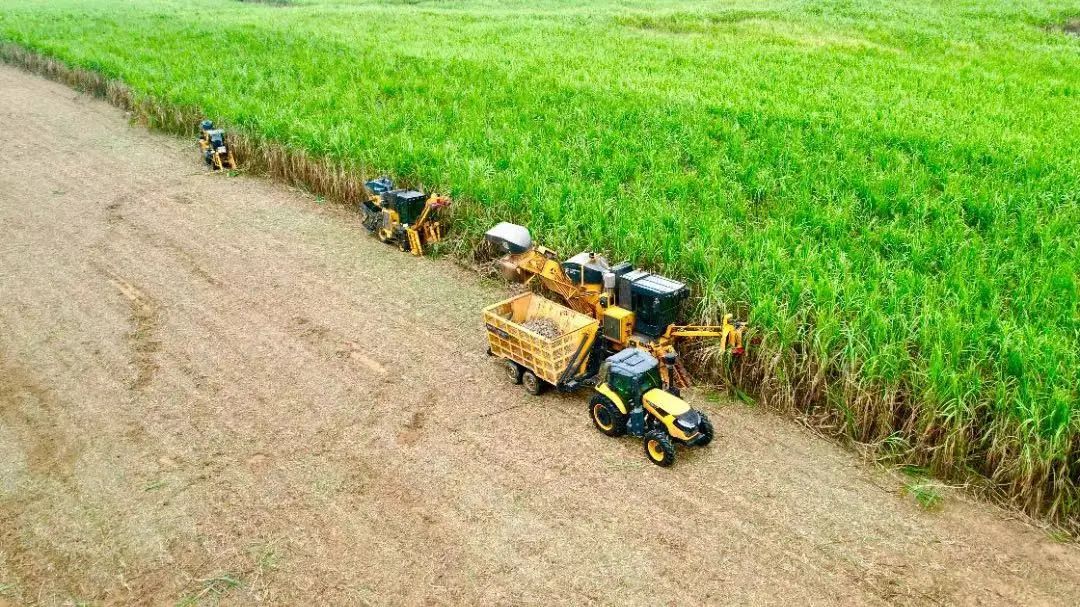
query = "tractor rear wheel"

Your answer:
(644, 430), (676, 467)
(504, 359), (523, 384)
(697, 412), (714, 446)
(589, 394), (627, 437)
(522, 370), (544, 395)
